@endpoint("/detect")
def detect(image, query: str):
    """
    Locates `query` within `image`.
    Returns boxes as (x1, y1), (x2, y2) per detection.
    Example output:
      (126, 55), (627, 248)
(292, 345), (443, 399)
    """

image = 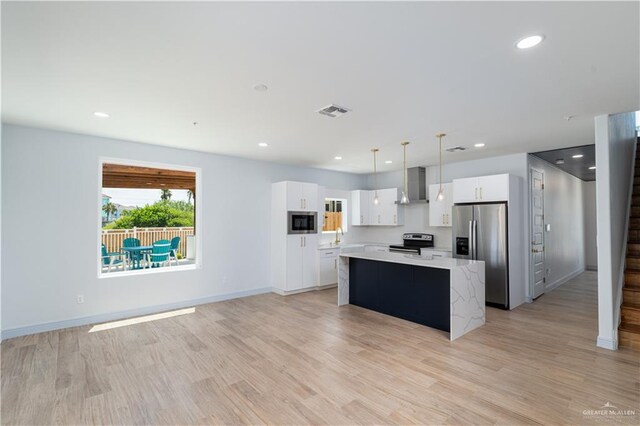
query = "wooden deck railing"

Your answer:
(102, 227), (194, 256)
